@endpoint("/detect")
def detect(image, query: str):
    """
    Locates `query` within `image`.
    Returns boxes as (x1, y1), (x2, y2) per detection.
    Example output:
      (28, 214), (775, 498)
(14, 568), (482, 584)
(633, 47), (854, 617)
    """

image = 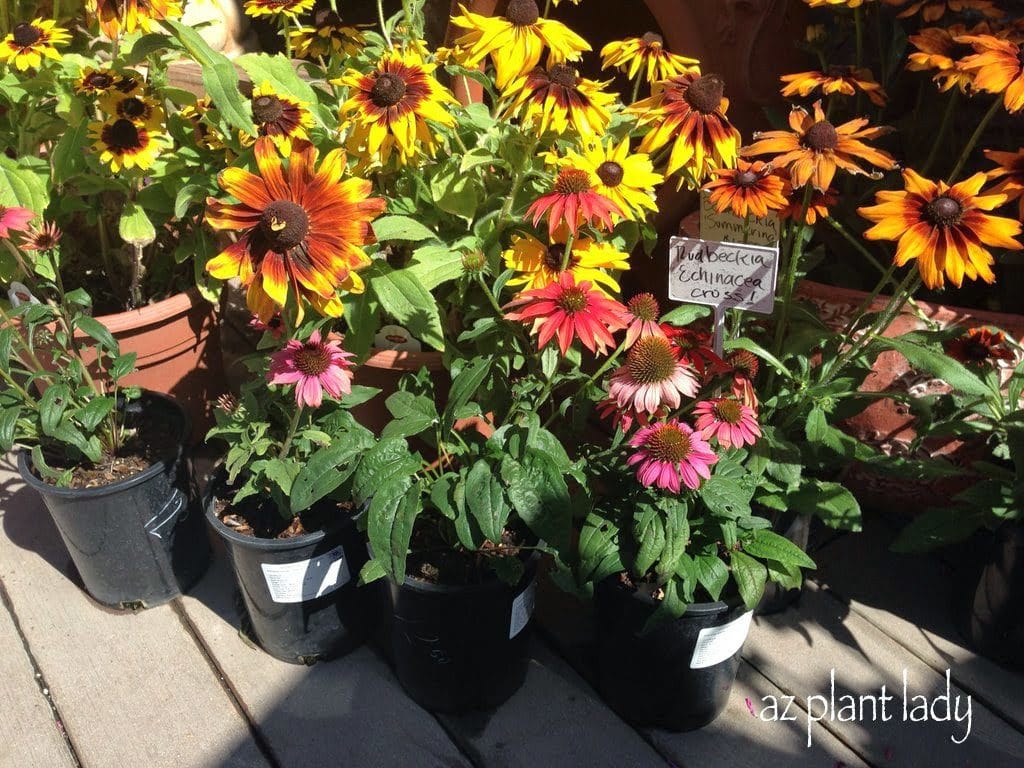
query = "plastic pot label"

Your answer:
(689, 611), (753, 669)
(509, 581), (536, 639)
(260, 546), (350, 604)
